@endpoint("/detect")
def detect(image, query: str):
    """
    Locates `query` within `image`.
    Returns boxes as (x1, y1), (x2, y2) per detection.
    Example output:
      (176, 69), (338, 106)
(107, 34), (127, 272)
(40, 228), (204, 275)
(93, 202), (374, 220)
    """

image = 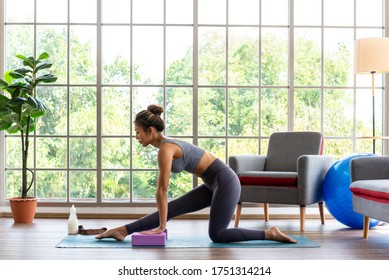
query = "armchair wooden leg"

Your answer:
(363, 216), (370, 239)
(264, 203), (269, 221)
(300, 205), (306, 231)
(318, 201), (325, 225)
(234, 203), (242, 227)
